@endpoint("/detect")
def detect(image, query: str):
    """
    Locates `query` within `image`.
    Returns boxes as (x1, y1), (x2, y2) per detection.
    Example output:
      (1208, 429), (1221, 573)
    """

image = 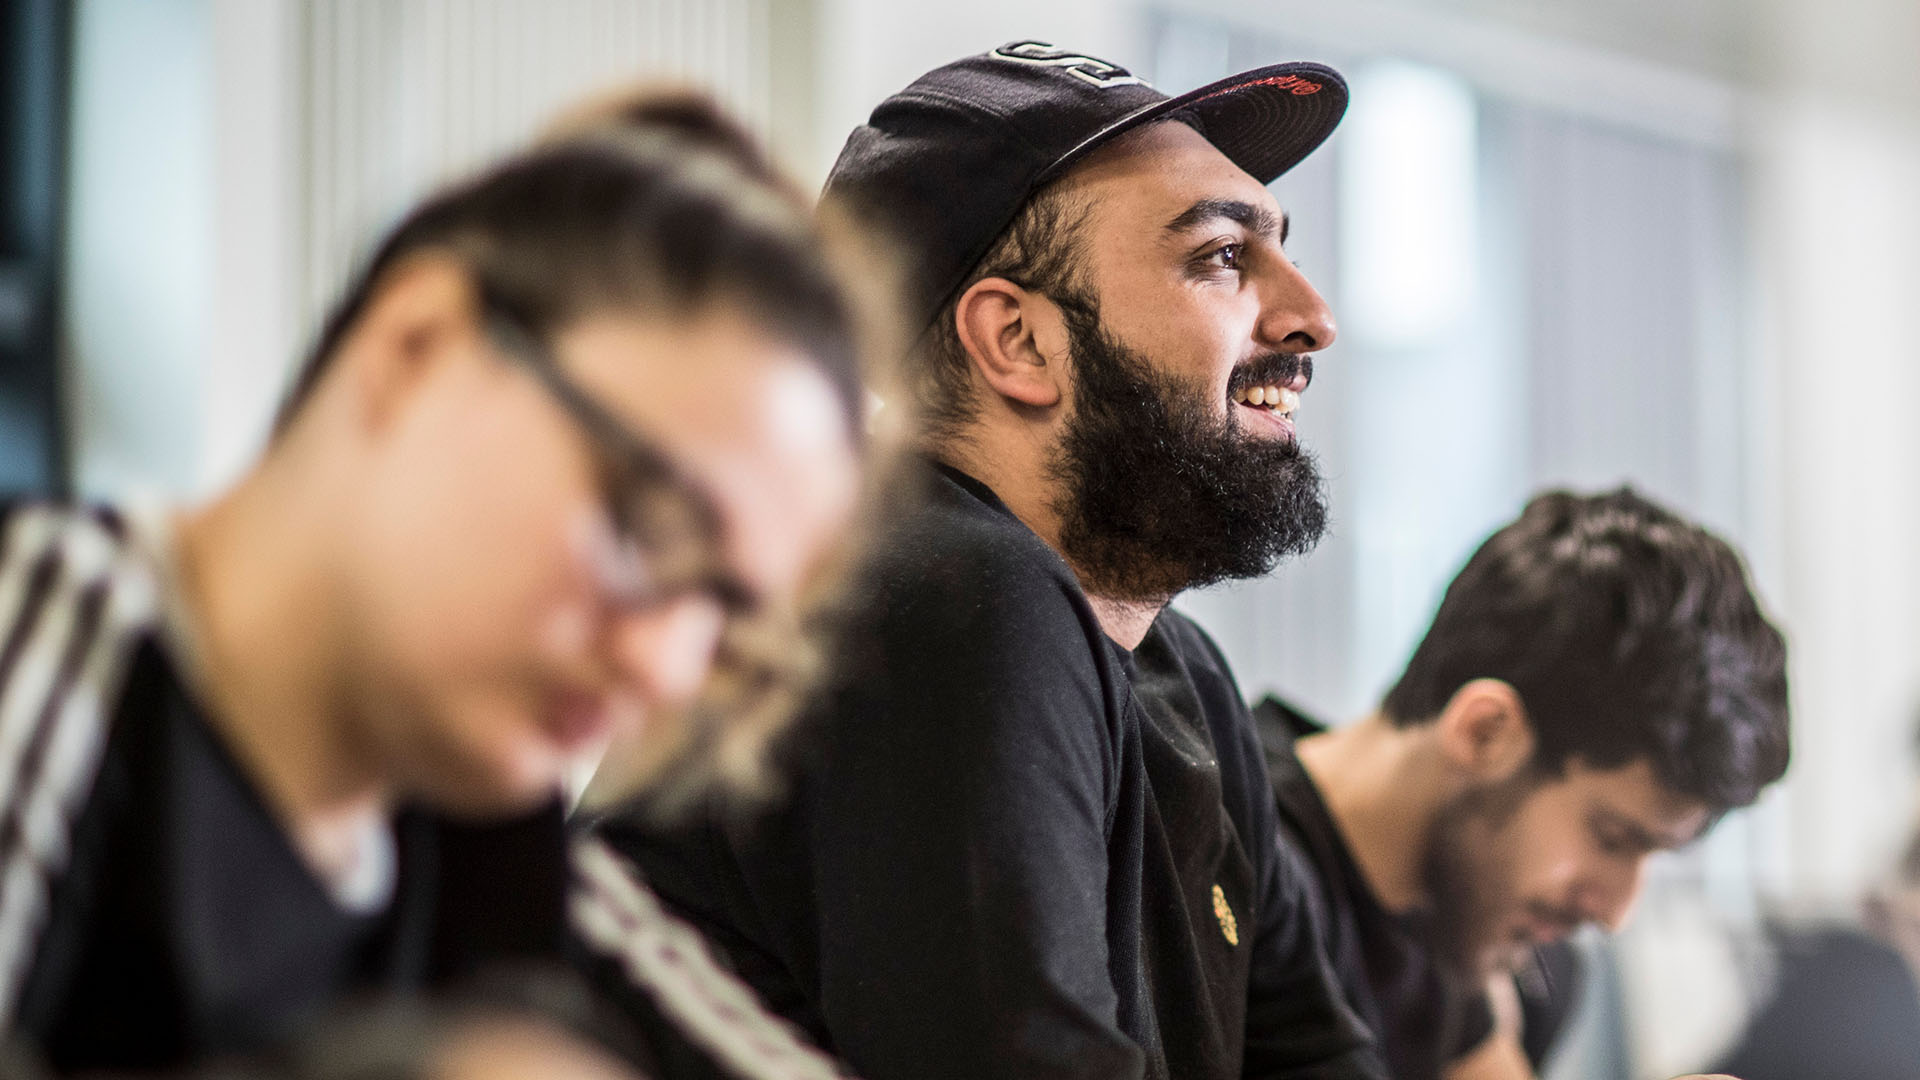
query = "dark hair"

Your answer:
(914, 183), (1092, 443)
(275, 96), (862, 437)
(909, 113), (1217, 445)
(546, 85), (801, 203)
(1381, 488), (1791, 814)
